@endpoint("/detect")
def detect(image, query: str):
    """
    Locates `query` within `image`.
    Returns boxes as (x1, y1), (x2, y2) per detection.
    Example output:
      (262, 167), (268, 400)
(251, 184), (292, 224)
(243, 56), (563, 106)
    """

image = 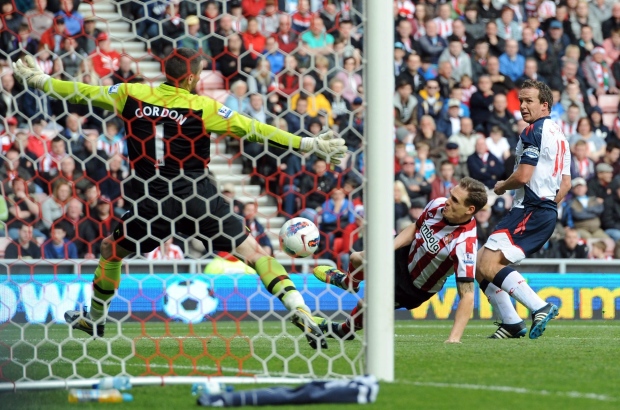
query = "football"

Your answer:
(279, 217), (321, 258)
